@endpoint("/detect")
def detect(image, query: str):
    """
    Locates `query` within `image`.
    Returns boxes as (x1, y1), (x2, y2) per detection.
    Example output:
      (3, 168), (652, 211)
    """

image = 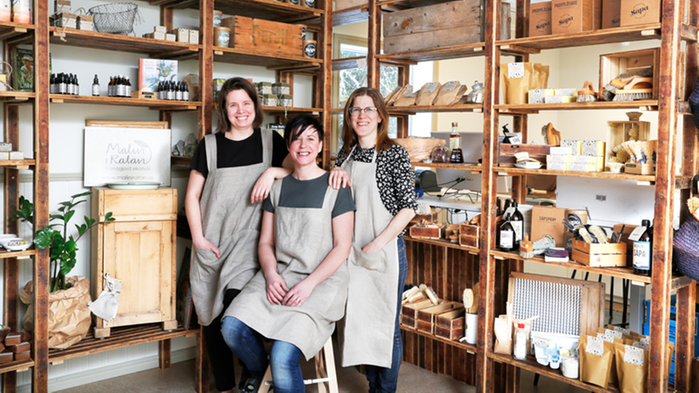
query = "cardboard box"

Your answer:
(138, 58), (178, 92)
(189, 29), (199, 45)
(417, 302), (457, 334)
(531, 205), (567, 247)
(620, 0), (660, 26)
(221, 16), (303, 57)
(551, 0), (594, 35)
(154, 25), (167, 33)
(435, 308), (466, 340)
(572, 239), (627, 267)
(168, 28), (189, 43)
(625, 162), (656, 175)
(602, 0), (621, 28)
(9, 151), (23, 160)
(529, 1), (552, 37)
